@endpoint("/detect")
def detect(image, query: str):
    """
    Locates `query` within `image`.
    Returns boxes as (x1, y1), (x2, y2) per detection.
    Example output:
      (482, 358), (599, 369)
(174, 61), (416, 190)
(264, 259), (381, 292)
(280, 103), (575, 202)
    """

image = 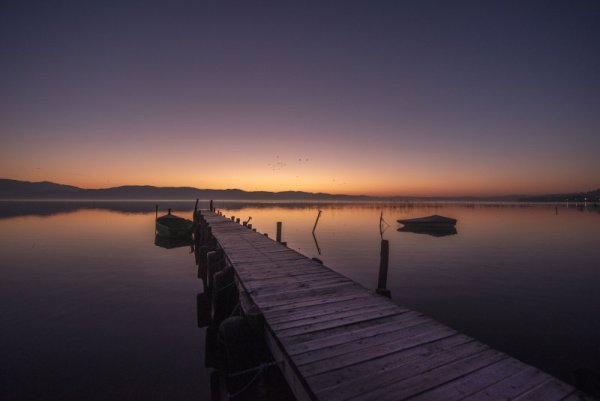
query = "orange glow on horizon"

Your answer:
(2, 124), (597, 197)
